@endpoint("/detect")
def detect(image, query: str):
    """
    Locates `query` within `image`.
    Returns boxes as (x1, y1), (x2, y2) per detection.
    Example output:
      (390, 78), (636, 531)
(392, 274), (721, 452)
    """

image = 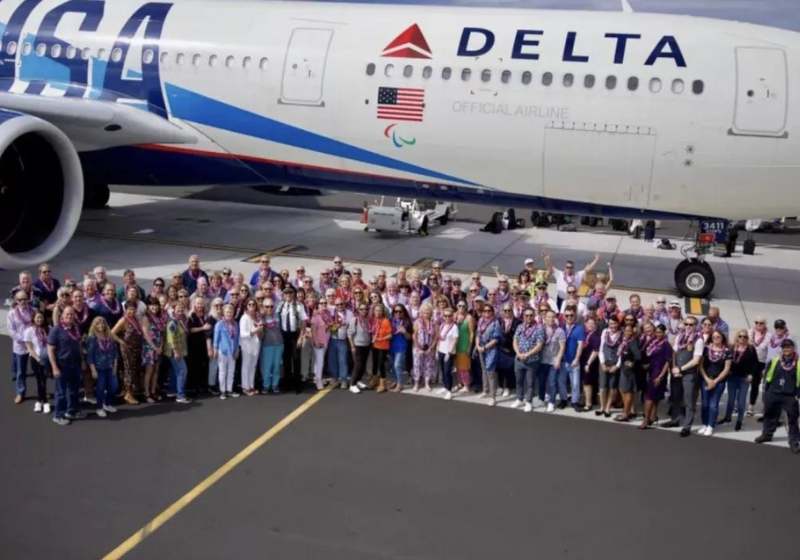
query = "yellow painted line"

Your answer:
(245, 245), (299, 263)
(99, 386), (333, 560)
(408, 257), (435, 276)
(689, 297), (703, 315)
